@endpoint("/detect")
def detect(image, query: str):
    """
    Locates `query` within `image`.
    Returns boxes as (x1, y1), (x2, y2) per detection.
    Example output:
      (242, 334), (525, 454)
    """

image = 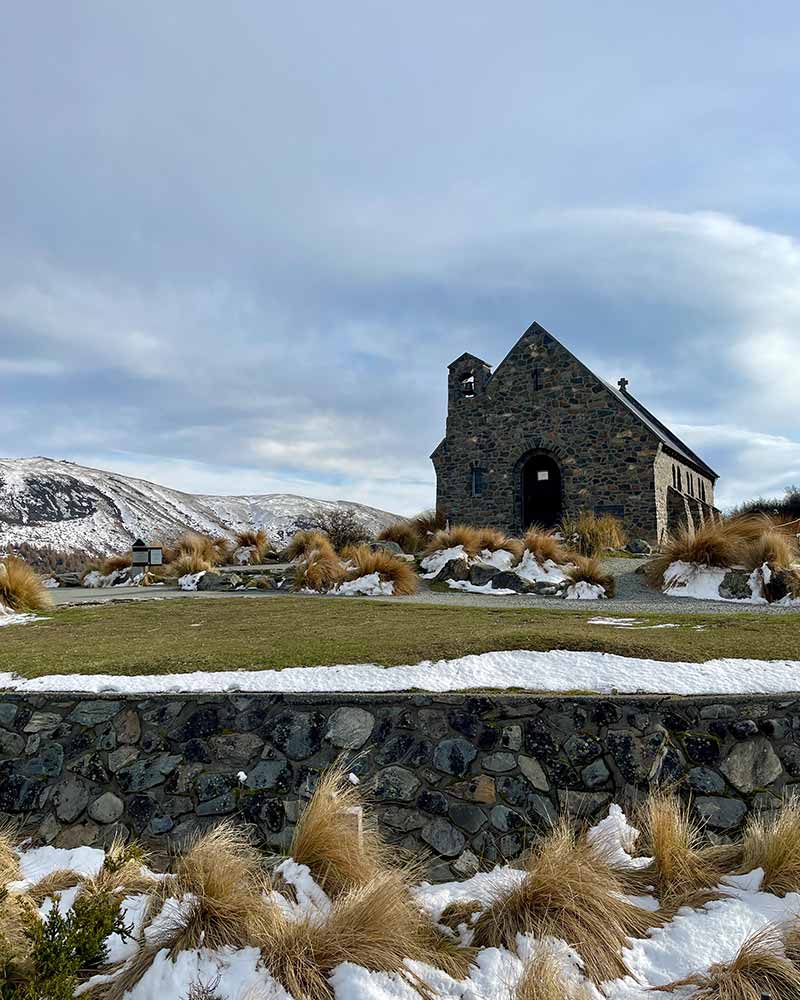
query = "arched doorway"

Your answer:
(521, 453), (562, 530)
